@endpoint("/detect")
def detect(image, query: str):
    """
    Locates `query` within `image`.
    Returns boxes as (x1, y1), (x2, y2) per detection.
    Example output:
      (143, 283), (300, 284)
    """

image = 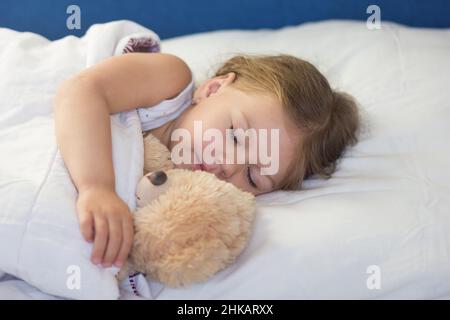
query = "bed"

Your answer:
(0, 1), (450, 300)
